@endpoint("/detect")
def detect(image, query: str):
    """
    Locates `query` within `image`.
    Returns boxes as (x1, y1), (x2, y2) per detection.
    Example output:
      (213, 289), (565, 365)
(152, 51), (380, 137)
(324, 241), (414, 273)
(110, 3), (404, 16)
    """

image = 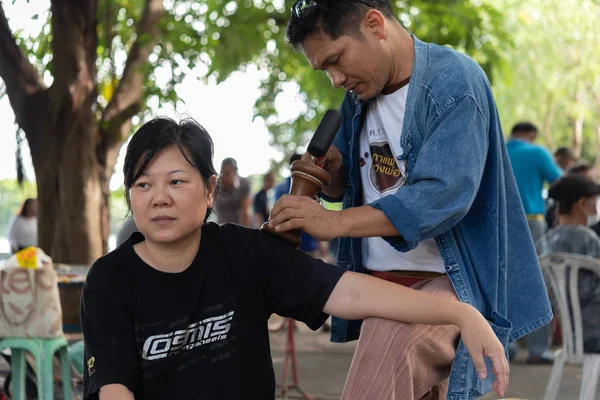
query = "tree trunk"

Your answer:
(595, 123), (600, 181)
(35, 110), (106, 264)
(571, 87), (585, 159)
(572, 116), (584, 159)
(541, 93), (555, 150)
(0, 0), (164, 264)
